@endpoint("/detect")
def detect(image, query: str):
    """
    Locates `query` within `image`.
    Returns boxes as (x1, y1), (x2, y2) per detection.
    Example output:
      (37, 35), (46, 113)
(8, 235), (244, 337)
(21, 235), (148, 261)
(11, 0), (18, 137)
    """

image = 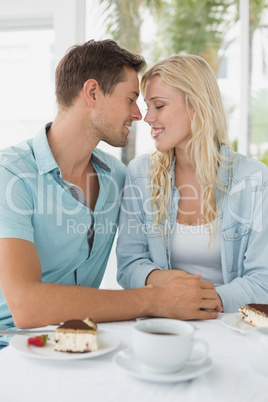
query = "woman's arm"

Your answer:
(116, 158), (221, 312)
(116, 158), (162, 289)
(217, 185), (268, 312)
